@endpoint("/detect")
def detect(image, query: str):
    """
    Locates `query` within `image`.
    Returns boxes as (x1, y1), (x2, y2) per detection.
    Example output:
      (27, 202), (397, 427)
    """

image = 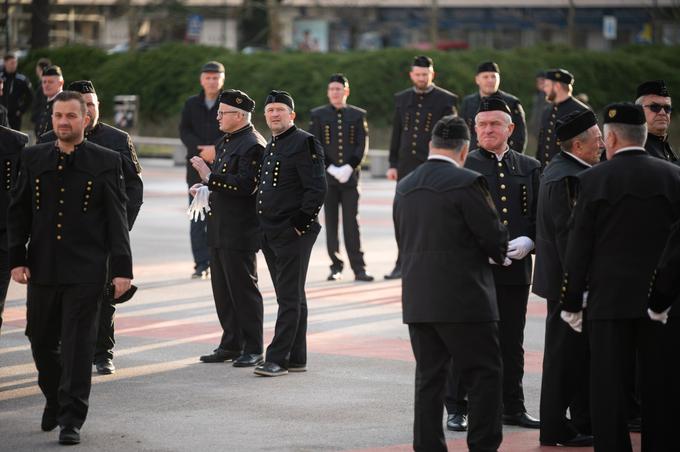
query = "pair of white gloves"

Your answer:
(488, 236), (534, 267)
(327, 164), (354, 184)
(560, 299), (672, 334)
(187, 185), (211, 221)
